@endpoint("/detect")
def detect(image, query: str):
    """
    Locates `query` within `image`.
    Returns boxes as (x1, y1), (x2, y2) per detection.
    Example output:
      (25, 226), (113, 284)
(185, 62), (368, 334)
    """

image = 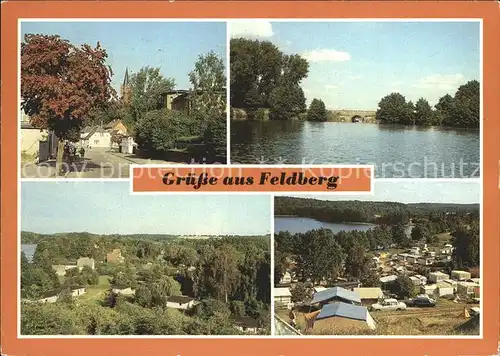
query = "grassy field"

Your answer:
(432, 232), (452, 246)
(371, 299), (478, 335)
(76, 275), (111, 305)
